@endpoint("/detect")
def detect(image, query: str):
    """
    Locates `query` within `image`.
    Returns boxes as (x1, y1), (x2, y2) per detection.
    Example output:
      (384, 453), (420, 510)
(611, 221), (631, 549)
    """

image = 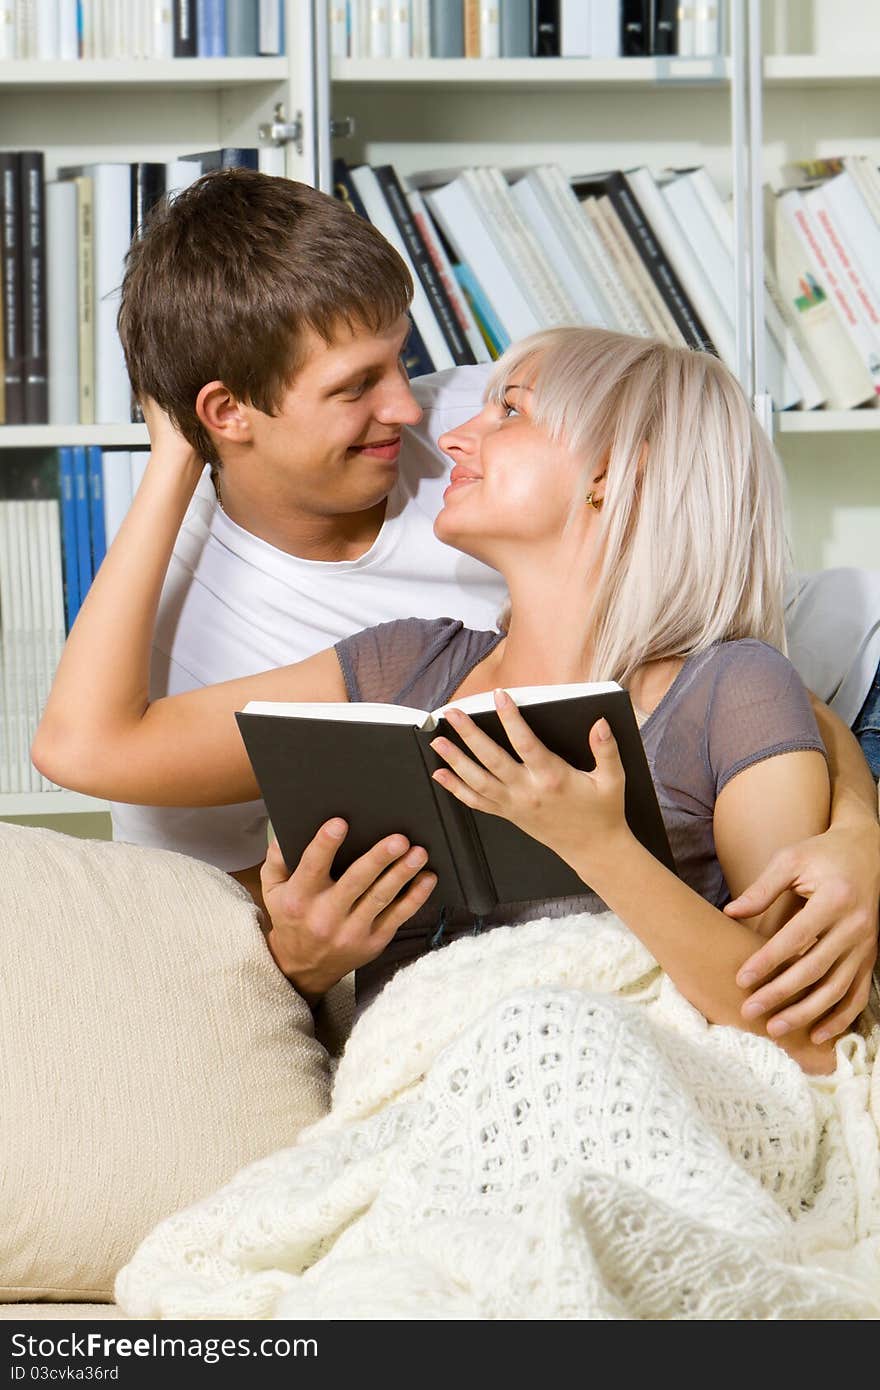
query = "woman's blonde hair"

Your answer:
(486, 326), (790, 687)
